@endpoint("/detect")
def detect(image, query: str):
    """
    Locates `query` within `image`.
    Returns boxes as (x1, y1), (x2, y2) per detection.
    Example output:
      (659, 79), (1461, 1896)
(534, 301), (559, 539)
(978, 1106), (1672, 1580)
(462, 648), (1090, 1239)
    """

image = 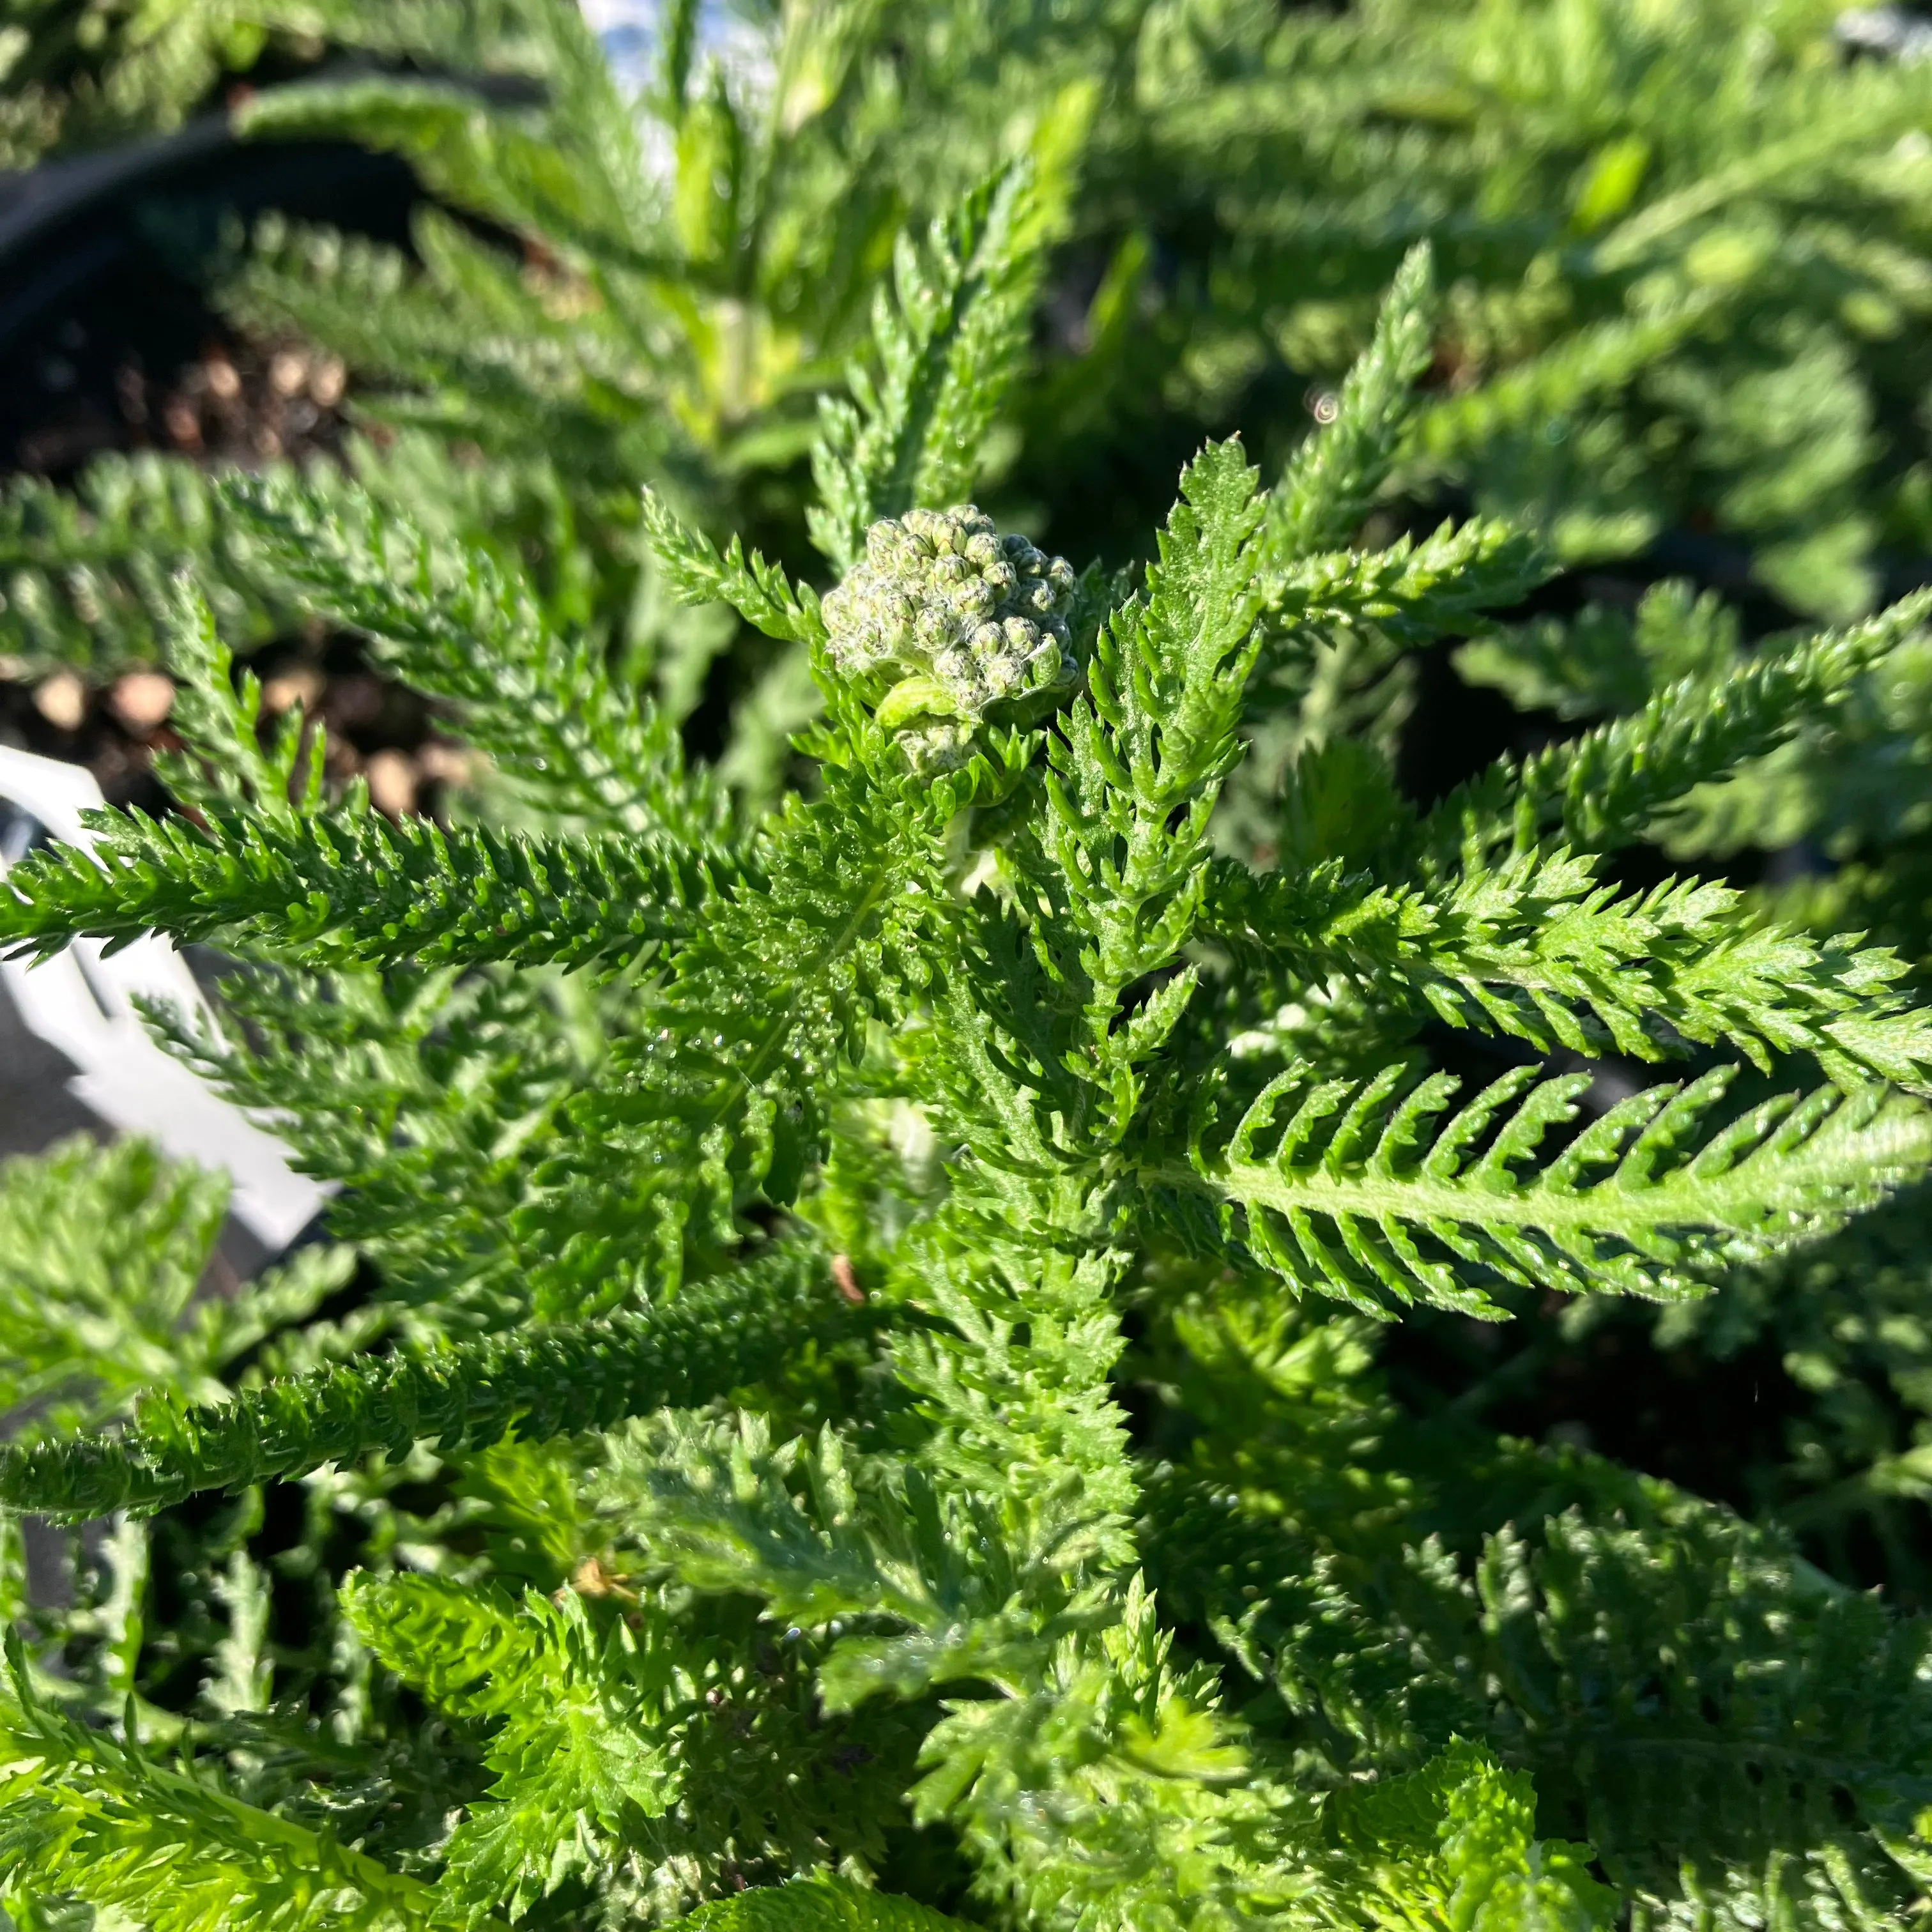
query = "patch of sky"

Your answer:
(578, 0), (776, 98)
